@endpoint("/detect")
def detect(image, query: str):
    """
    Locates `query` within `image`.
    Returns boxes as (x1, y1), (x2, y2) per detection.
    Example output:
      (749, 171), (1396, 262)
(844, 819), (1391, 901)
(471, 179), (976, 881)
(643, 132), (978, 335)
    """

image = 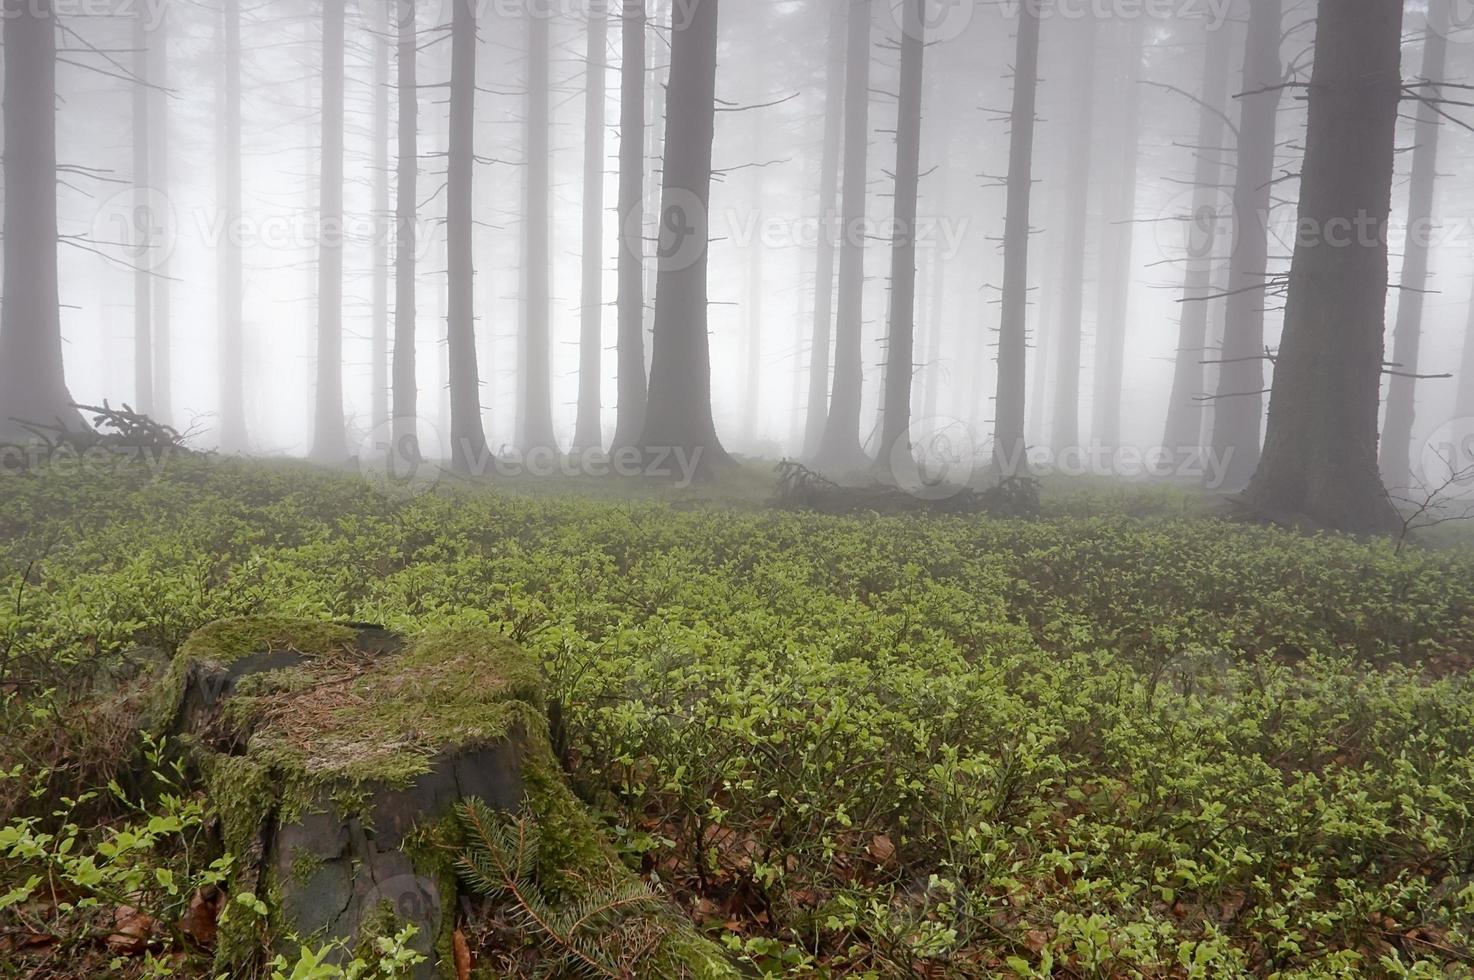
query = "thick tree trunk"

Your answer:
(802, 0), (846, 459)
(877, 0), (926, 480)
(0, 0), (79, 435)
(1244, 0), (1402, 534)
(521, 11), (560, 453)
(218, 0), (246, 452)
(132, 11), (154, 416)
(1210, 0), (1282, 489)
(391, 0), (419, 459)
(573, 3), (609, 452)
(636, 0), (729, 474)
(372, 18), (391, 433)
(311, 0), (348, 461)
(1090, 18), (1143, 453)
(1049, 14), (1097, 453)
(1162, 18), (1232, 457)
(610, 0), (648, 451)
(815, 0), (873, 472)
(151, 9), (172, 423)
(447, 0), (488, 469)
(1381, 0), (1448, 490)
(992, 0), (1040, 474)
